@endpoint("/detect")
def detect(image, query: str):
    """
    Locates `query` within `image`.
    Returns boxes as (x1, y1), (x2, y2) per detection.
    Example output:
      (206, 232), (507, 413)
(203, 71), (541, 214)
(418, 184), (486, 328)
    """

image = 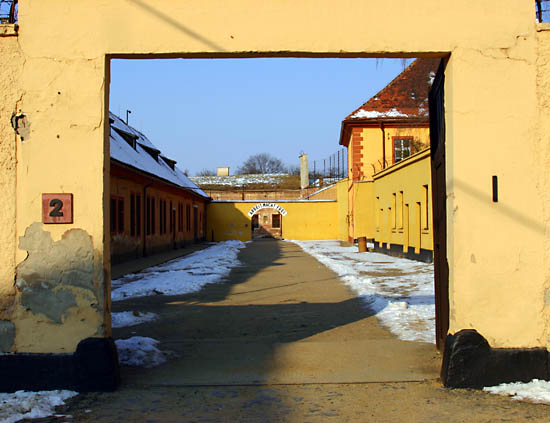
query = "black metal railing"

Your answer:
(310, 148), (348, 186)
(0, 0), (17, 24)
(537, 0), (550, 23)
